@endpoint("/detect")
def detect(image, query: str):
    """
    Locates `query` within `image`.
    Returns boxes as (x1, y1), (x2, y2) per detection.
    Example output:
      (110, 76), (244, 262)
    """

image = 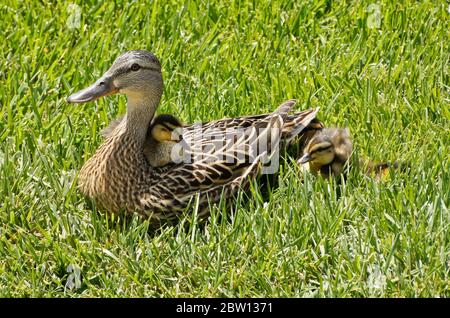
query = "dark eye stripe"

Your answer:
(132, 66), (160, 72)
(115, 65), (160, 76)
(160, 123), (174, 131)
(113, 66), (129, 76)
(145, 66), (160, 72)
(311, 145), (332, 153)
